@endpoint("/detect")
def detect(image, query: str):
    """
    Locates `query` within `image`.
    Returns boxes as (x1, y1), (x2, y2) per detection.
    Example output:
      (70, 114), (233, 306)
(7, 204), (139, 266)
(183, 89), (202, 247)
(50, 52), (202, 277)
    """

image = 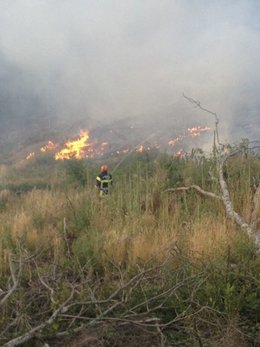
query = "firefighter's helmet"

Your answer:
(101, 164), (108, 172)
